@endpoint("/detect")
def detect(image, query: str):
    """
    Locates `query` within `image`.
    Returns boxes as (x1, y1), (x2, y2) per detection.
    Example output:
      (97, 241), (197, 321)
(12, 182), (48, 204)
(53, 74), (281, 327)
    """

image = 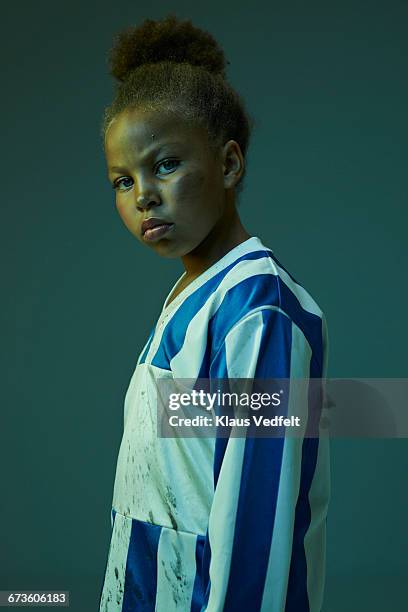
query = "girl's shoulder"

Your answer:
(211, 242), (324, 326)
(204, 243), (326, 364)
